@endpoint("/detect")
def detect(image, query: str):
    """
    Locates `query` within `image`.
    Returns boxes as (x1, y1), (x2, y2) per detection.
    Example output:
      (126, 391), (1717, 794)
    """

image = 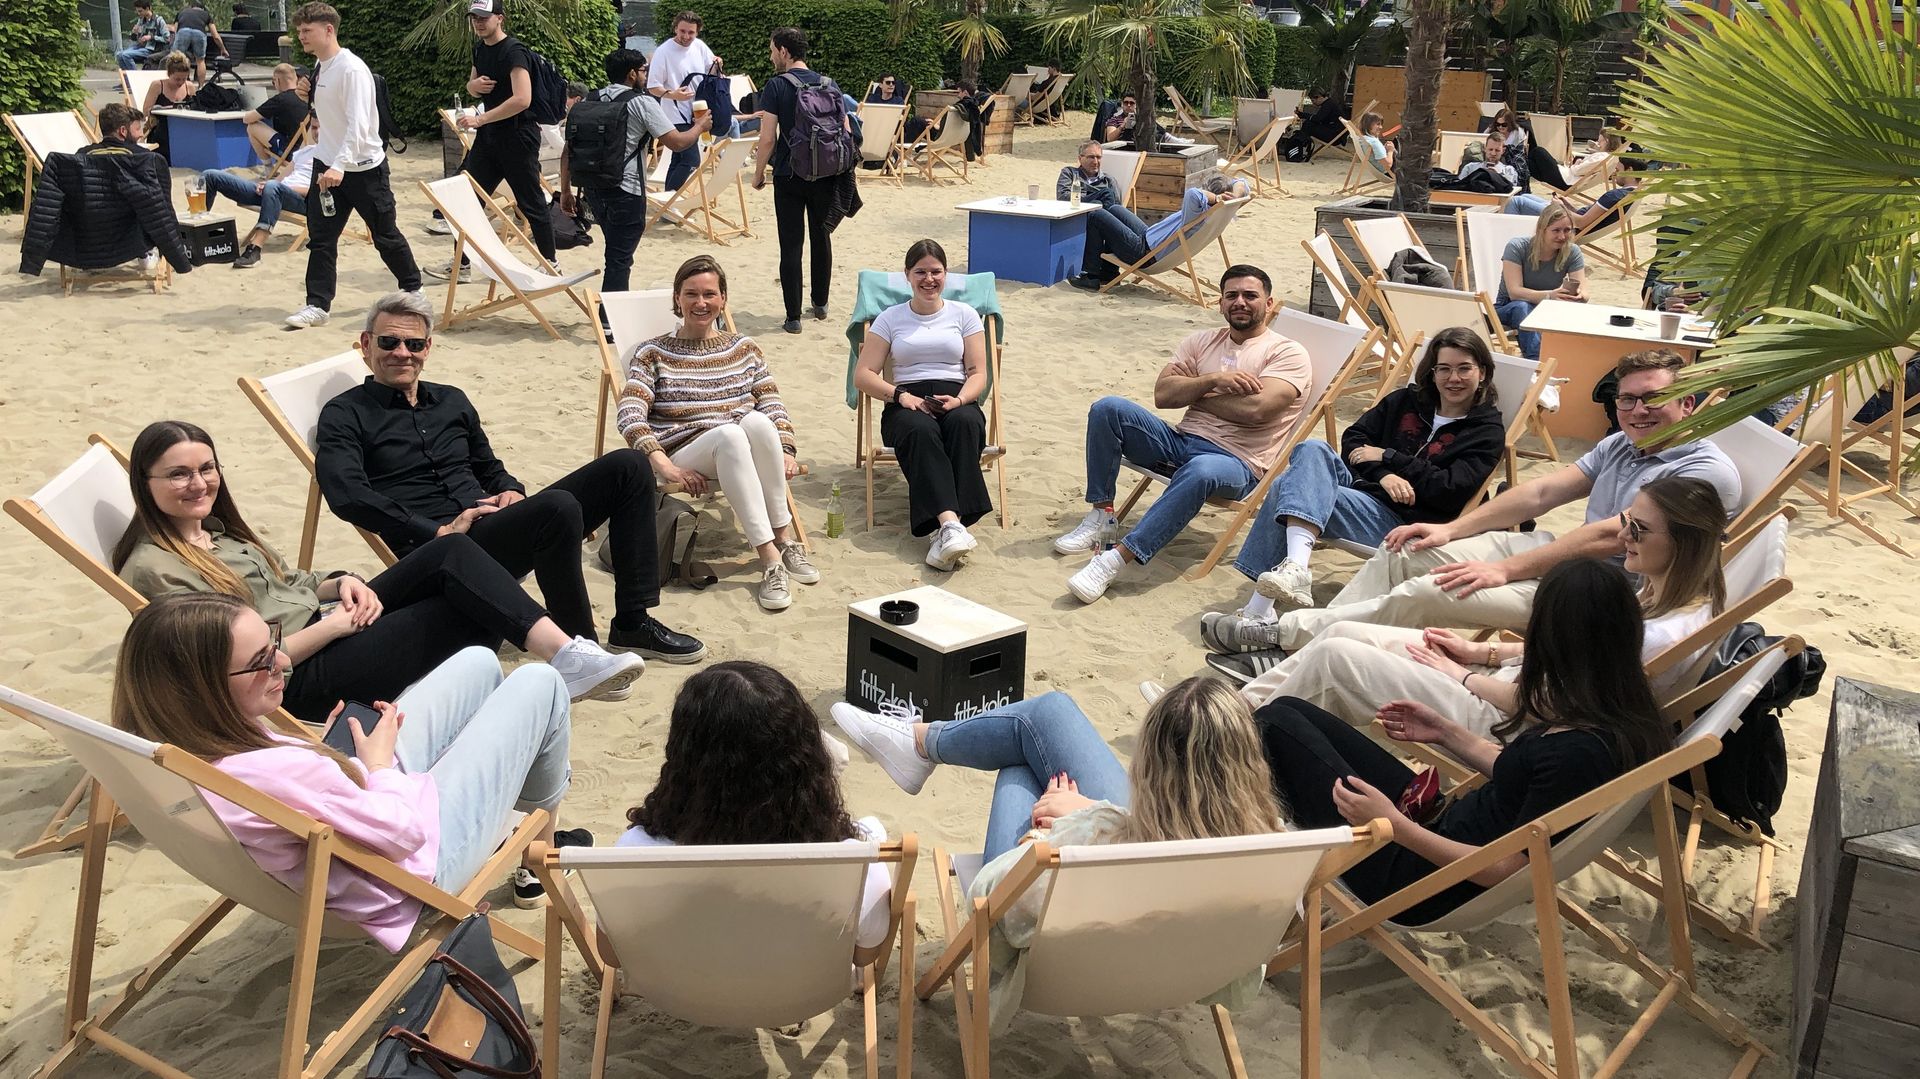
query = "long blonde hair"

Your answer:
(1123, 678), (1283, 843)
(110, 420), (292, 601)
(1530, 202), (1578, 272)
